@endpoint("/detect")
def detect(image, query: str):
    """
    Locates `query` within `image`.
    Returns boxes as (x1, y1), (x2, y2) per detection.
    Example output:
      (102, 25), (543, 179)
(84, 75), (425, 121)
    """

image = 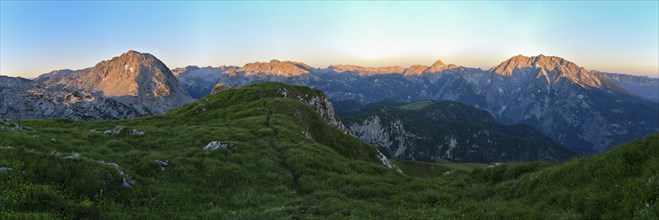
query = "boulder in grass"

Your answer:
(203, 141), (232, 151)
